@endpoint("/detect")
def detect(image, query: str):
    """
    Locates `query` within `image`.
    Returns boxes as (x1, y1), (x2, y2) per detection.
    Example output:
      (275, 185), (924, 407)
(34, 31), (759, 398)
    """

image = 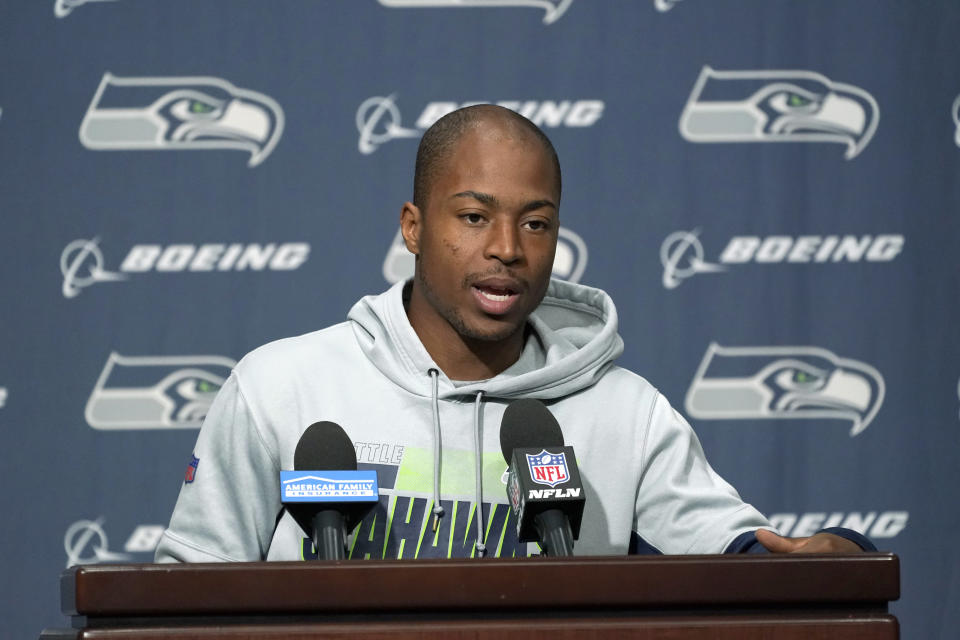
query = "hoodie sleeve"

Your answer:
(631, 393), (770, 555)
(155, 372), (281, 562)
